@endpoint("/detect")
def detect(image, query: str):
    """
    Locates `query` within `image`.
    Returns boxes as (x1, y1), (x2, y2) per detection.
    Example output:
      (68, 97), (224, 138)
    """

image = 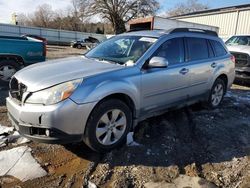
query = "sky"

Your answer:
(0, 0), (250, 24)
